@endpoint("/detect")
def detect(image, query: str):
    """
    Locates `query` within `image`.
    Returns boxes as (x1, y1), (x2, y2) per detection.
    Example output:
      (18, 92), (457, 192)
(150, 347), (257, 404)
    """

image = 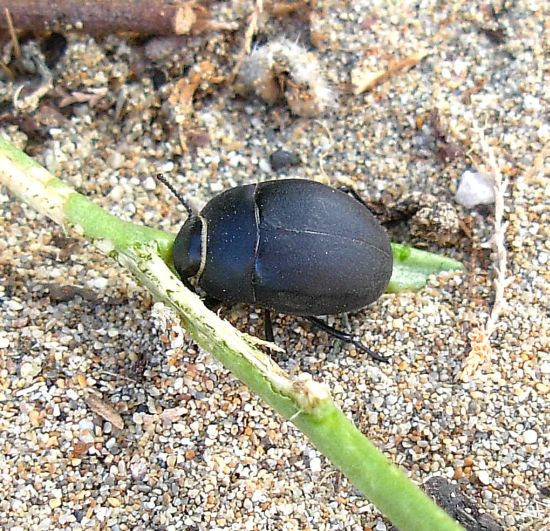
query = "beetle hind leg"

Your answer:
(306, 316), (389, 363)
